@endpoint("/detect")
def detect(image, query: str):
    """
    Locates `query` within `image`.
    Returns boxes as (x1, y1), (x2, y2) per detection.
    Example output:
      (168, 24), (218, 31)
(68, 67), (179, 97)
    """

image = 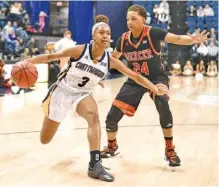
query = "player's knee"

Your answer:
(105, 105), (123, 132)
(40, 136), (51, 144)
(106, 120), (118, 132)
(155, 95), (169, 106)
(85, 109), (99, 124)
(155, 95), (173, 129)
